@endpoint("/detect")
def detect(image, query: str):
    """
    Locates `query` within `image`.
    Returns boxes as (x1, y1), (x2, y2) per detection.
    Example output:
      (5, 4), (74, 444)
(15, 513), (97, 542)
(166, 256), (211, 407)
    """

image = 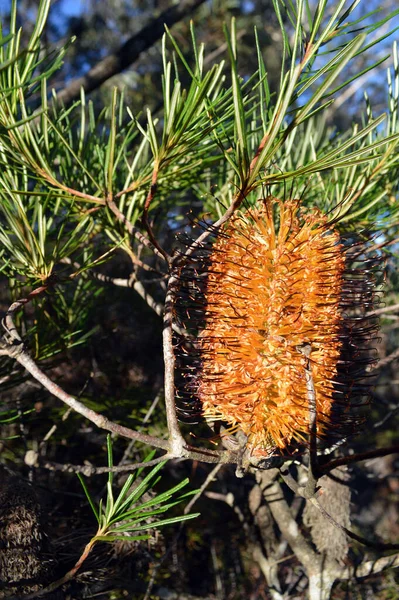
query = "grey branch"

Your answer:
(340, 553), (399, 579)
